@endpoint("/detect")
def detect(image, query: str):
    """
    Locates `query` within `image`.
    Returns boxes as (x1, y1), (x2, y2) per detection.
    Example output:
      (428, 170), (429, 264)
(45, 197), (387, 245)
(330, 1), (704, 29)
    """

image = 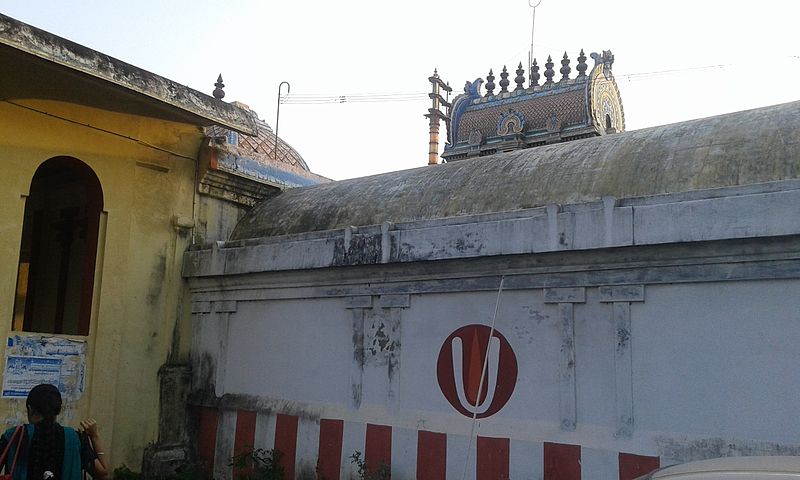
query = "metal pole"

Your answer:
(528, 0), (542, 86)
(275, 81), (290, 160)
(460, 276), (506, 480)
